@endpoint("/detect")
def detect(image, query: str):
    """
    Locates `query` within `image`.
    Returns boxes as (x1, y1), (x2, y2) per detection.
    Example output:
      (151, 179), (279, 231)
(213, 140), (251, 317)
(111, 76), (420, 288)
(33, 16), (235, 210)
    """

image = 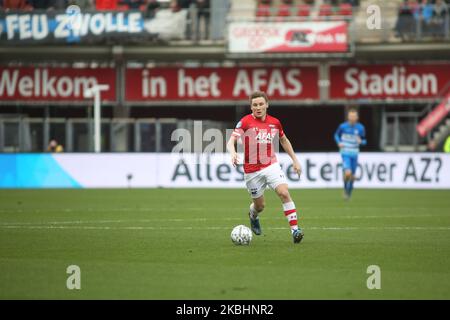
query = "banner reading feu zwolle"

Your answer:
(1, 153), (449, 189)
(228, 21), (348, 53)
